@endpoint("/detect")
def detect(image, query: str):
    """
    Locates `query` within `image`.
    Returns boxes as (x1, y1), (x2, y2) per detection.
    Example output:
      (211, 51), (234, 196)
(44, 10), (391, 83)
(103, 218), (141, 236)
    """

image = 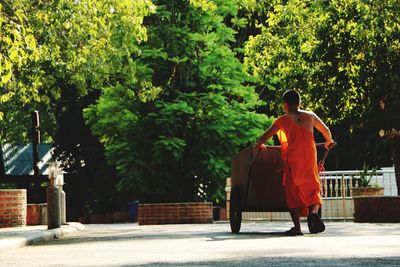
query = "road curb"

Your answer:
(0, 222), (85, 252)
